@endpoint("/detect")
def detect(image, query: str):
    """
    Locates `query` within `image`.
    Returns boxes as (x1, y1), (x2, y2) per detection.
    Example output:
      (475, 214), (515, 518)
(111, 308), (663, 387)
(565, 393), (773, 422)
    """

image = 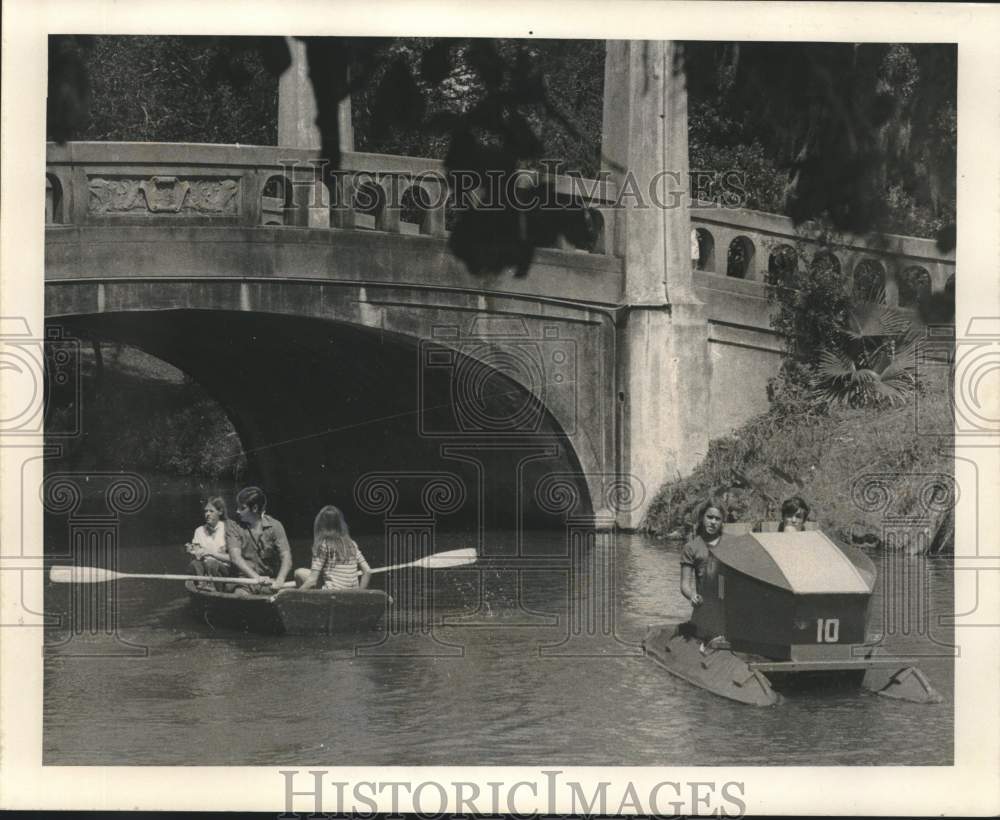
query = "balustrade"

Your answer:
(45, 142), (955, 308)
(688, 205), (954, 309)
(44, 142), (615, 256)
